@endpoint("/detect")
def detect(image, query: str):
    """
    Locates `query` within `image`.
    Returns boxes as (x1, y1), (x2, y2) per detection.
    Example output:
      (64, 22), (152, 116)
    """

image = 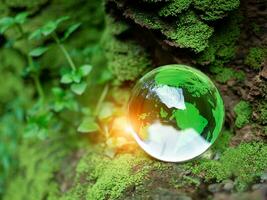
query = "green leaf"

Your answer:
(28, 29), (42, 40)
(79, 64), (92, 77)
(60, 70), (82, 84)
(71, 82), (87, 95)
(77, 117), (99, 133)
(98, 102), (114, 120)
(60, 72), (73, 84)
(29, 16), (70, 40)
(53, 101), (65, 112)
(52, 87), (64, 97)
(0, 17), (15, 26)
(41, 16), (70, 36)
(55, 16), (70, 26)
(14, 12), (28, 24)
(61, 22), (81, 41)
(23, 61), (41, 75)
(41, 21), (57, 36)
(51, 87), (78, 112)
(29, 46), (49, 57)
(72, 71), (82, 83)
(0, 17), (15, 33)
